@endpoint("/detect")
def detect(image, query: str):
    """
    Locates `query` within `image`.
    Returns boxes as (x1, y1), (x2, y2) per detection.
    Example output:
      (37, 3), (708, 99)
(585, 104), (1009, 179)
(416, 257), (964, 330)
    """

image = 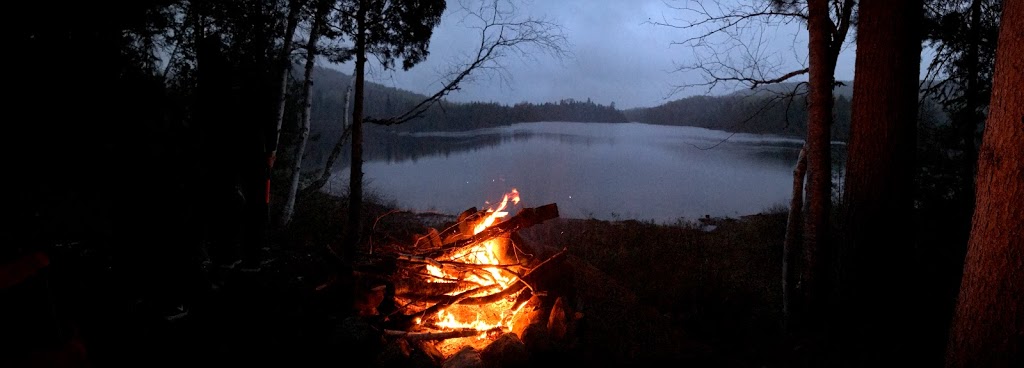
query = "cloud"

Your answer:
(327, 0), (858, 109)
